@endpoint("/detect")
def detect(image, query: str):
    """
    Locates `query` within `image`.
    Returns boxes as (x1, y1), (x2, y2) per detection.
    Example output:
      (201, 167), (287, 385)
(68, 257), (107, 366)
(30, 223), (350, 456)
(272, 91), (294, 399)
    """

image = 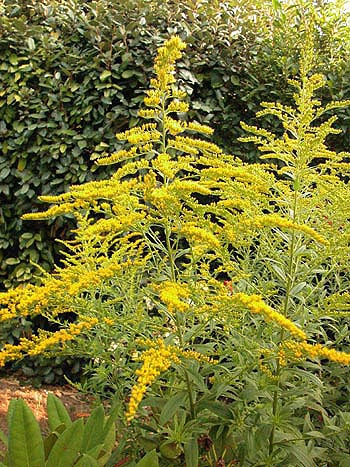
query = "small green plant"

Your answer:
(0, 394), (160, 467)
(0, 394), (116, 467)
